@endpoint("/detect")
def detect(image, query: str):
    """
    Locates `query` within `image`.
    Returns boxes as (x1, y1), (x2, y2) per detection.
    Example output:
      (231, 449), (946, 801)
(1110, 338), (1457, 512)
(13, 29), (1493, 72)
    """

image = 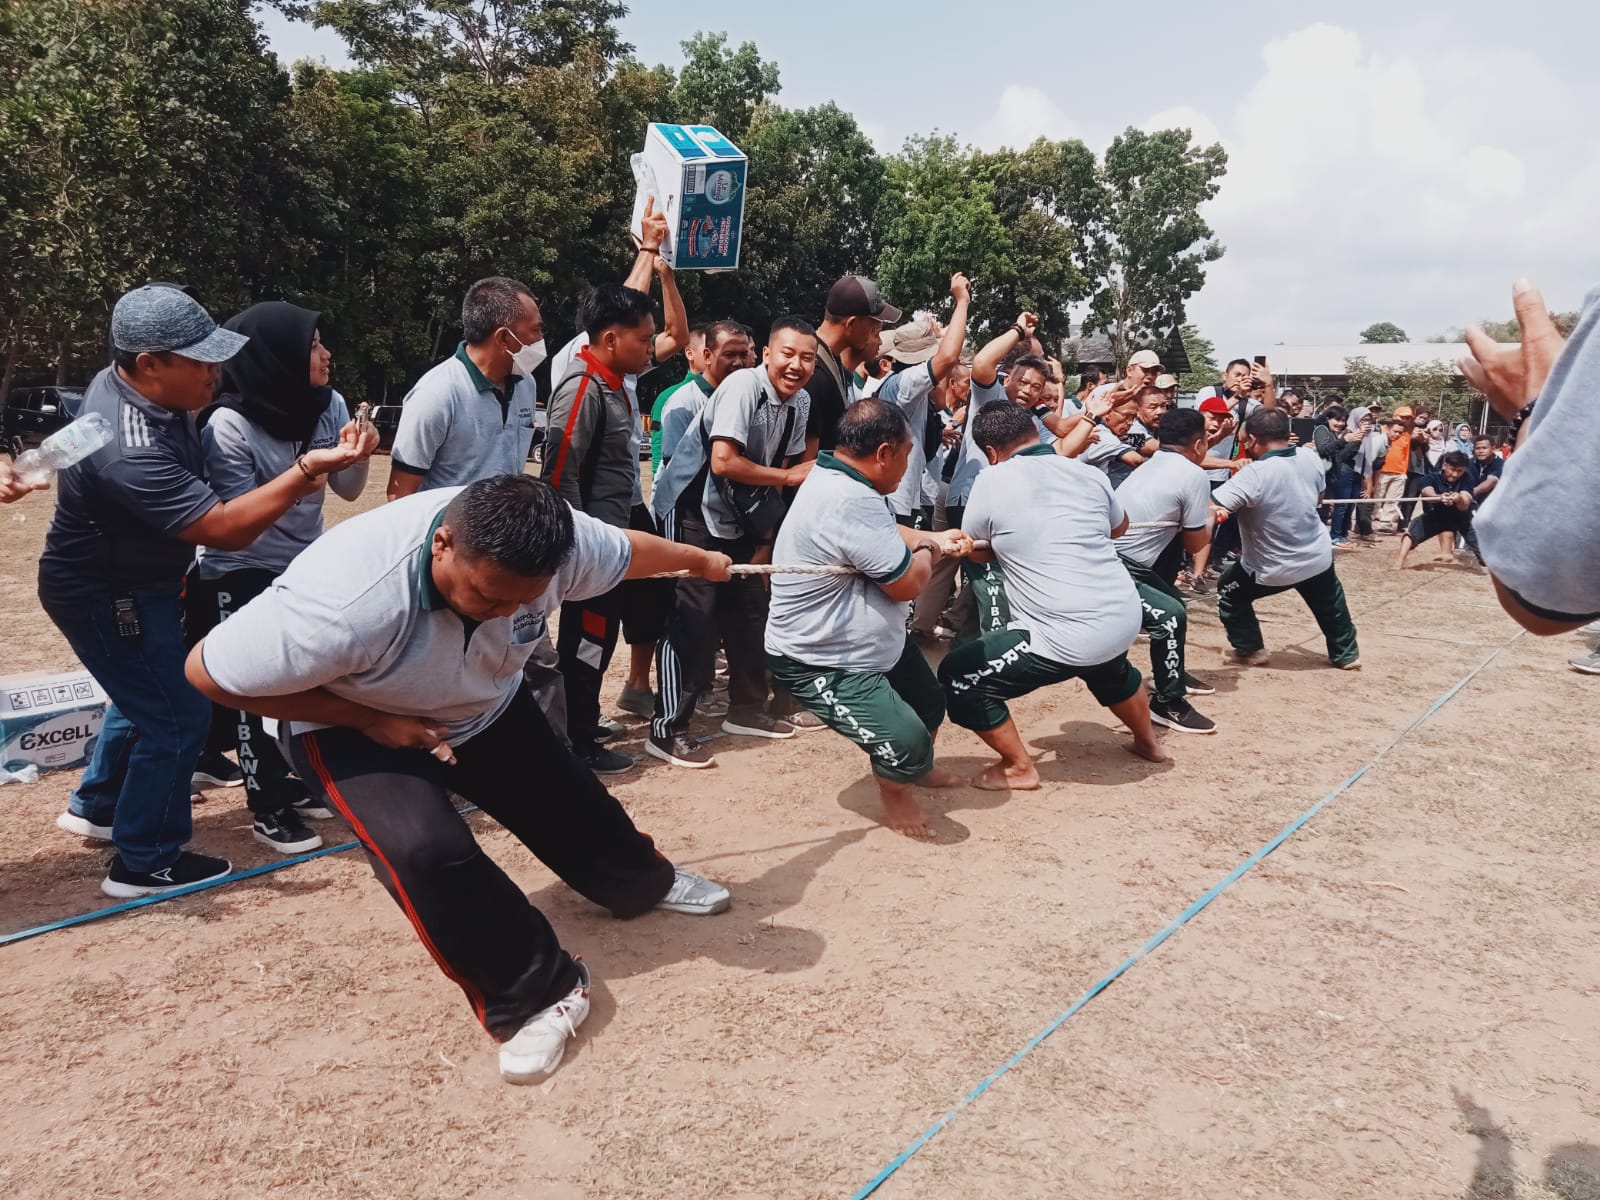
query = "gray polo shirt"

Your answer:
(38, 367), (219, 603)
(658, 373), (714, 469)
(651, 365), (810, 539)
(391, 344), (537, 490)
(1477, 281), (1600, 620)
(541, 348), (636, 528)
(876, 361), (938, 518)
(198, 392), (368, 578)
(1212, 446), (1331, 586)
(962, 444), (1141, 667)
(946, 378), (1055, 507)
(1079, 422), (1133, 473)
(765, 453), (915, 673)
(200, 489), (631, 744)
(1115, 448), (1212, 568)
